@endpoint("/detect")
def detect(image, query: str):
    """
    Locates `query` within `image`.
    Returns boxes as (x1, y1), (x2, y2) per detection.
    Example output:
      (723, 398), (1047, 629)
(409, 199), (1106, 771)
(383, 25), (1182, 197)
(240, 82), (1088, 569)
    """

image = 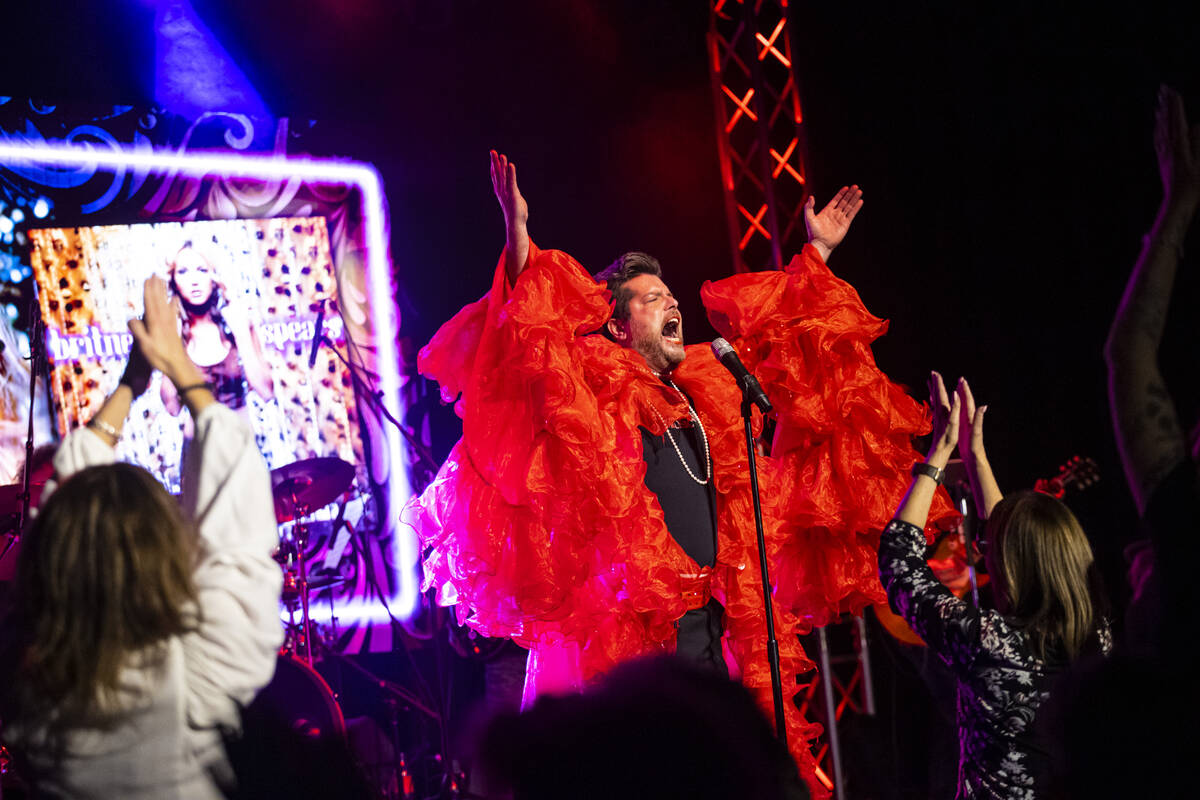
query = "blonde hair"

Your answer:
(985, 490), (1103, 661)
(2, 463), (198, 728)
